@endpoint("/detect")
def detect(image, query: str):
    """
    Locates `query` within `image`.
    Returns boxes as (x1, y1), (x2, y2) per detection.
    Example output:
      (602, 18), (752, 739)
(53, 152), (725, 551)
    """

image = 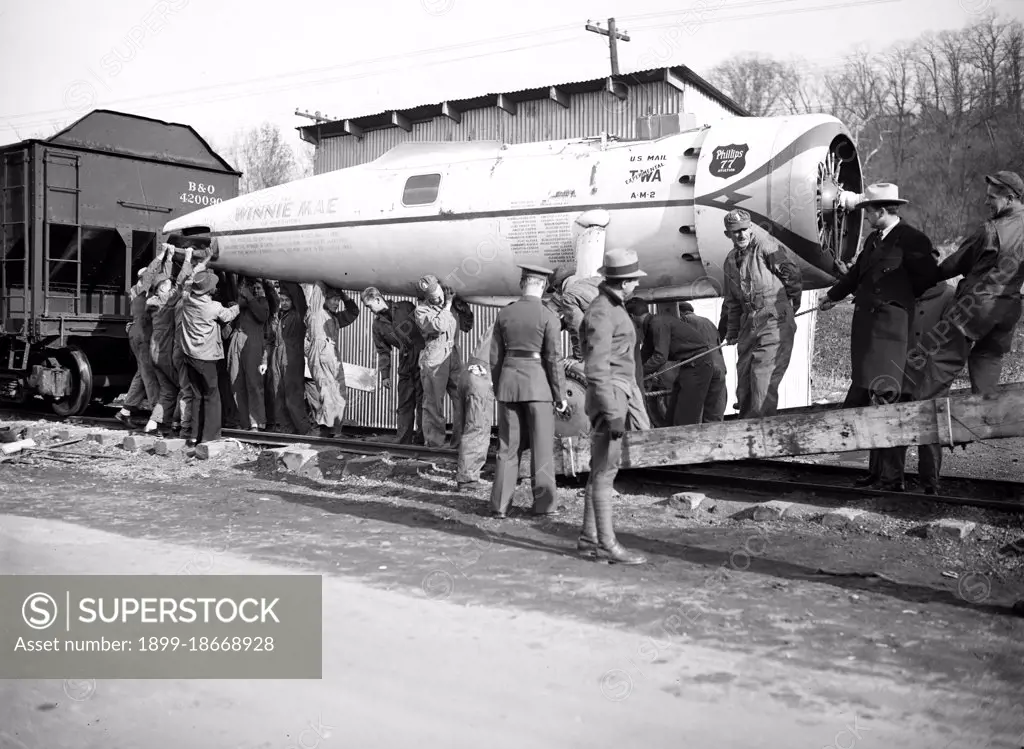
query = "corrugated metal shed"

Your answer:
(301, 66), (747, 173)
